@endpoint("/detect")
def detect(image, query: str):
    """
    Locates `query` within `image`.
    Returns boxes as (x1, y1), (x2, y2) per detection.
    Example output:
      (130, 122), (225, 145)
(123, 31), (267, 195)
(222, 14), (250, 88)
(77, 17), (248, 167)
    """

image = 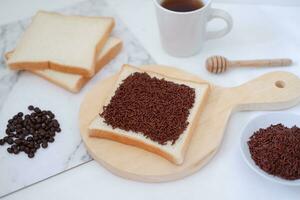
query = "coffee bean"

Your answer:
(42, 142), (48, 148)
(34, 108), (41, 113)
(15, 139), (22, 145)
(18, 134), (25, 139)
(42, 116), (47, 122)
(13, 147), (19, 154)
(34, 143), (40, 149)
(19, 145), (25, 151)
(16, 124), (22, 129)
(28, 142), (34, 148)
(22, 129), (28, 135)
(36, 124), (42, 129)
(36, 117), (41, 123)
(49, 131), (55, 137)
(26, 136), (33, 142)
(7, 147), (13, 153)
(6, 137), (13, 145)
(48, 137), (55, 143)
(33, 136), (39, 141)
(47, 112), (55, 119)
(28, 152), (34, 158)
(31, 148), (37, 153)
(1, 106), (61, 158)
(29, 128), (35, 133)
(6, 131), (13, 136)
(16, 129), (22, 135)
(24, 147), (30, 154)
